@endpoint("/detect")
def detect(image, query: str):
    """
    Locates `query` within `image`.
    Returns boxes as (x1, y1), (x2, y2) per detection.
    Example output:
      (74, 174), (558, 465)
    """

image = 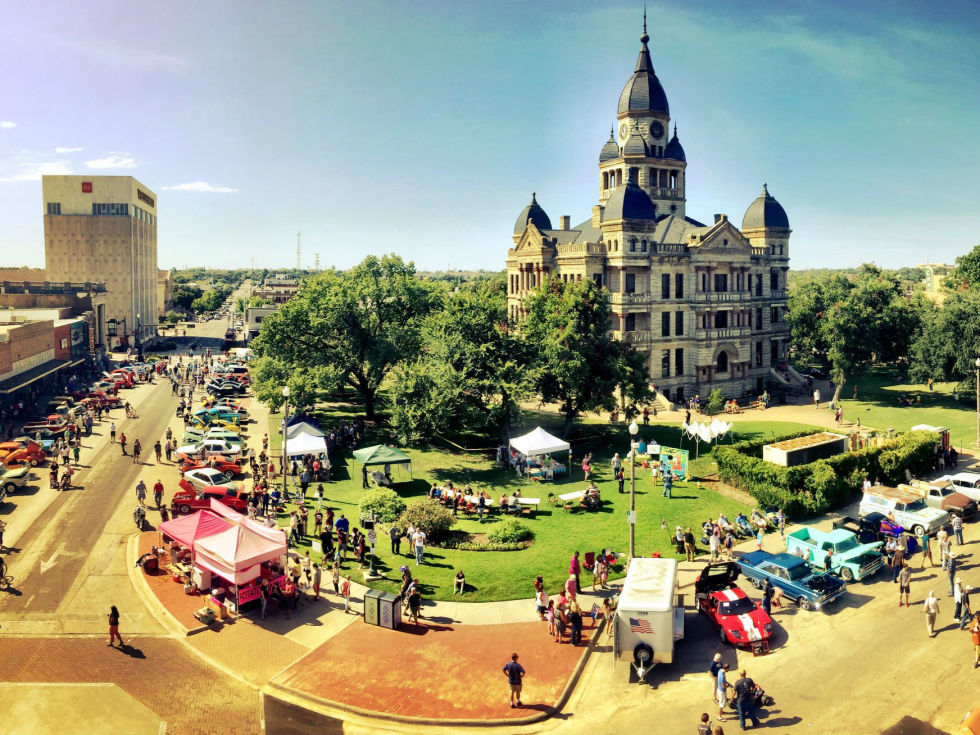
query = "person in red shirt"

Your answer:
(153, 480), (165, 509)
